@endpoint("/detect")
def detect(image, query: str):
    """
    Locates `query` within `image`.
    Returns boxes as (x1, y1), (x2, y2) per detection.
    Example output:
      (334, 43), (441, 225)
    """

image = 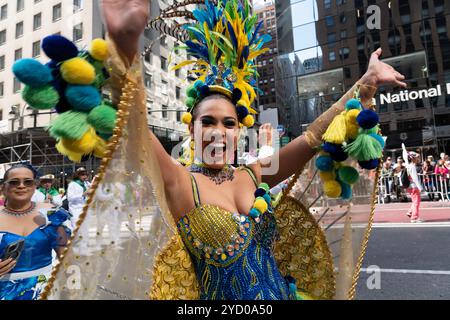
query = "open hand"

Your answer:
(361, 48), (407, 88)
(100, 0), (150, 63)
